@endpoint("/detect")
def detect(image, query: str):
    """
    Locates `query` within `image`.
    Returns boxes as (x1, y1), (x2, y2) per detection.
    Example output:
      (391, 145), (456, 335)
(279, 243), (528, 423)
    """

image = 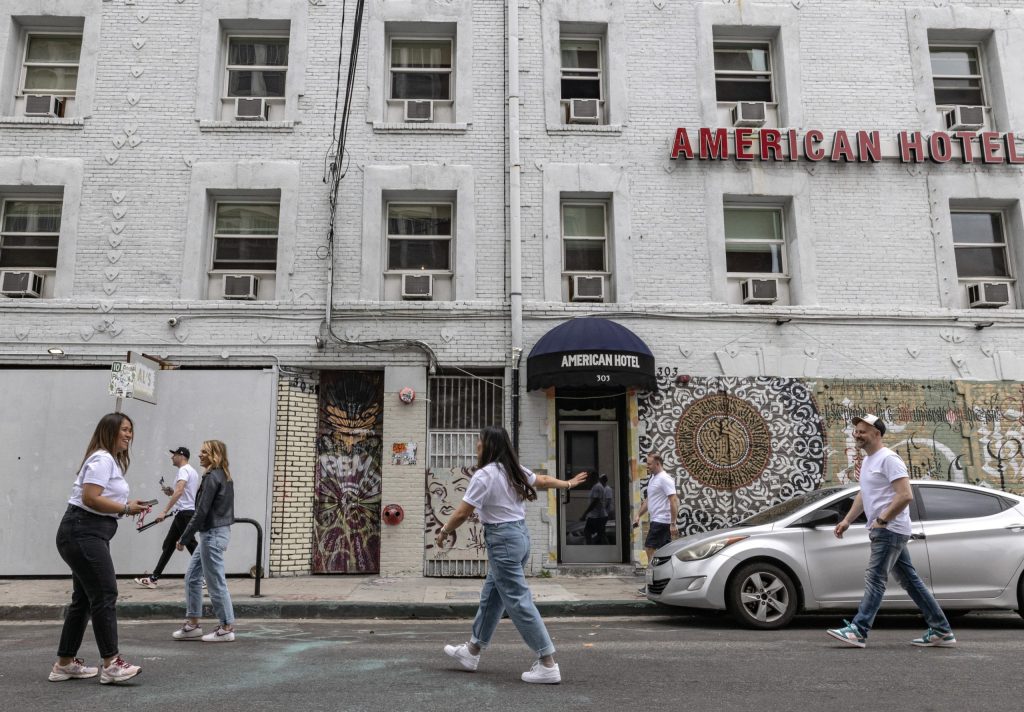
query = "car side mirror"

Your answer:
(797, 509), (841, 528)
